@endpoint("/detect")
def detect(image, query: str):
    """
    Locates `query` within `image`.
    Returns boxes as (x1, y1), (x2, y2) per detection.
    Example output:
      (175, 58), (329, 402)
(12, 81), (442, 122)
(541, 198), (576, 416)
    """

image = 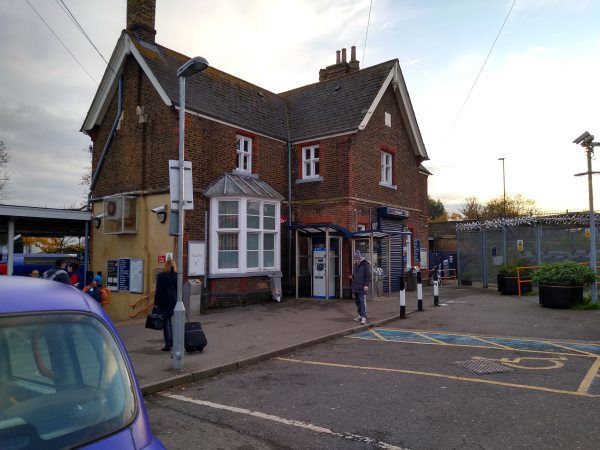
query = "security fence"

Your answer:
(457, 213), (599, 287)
